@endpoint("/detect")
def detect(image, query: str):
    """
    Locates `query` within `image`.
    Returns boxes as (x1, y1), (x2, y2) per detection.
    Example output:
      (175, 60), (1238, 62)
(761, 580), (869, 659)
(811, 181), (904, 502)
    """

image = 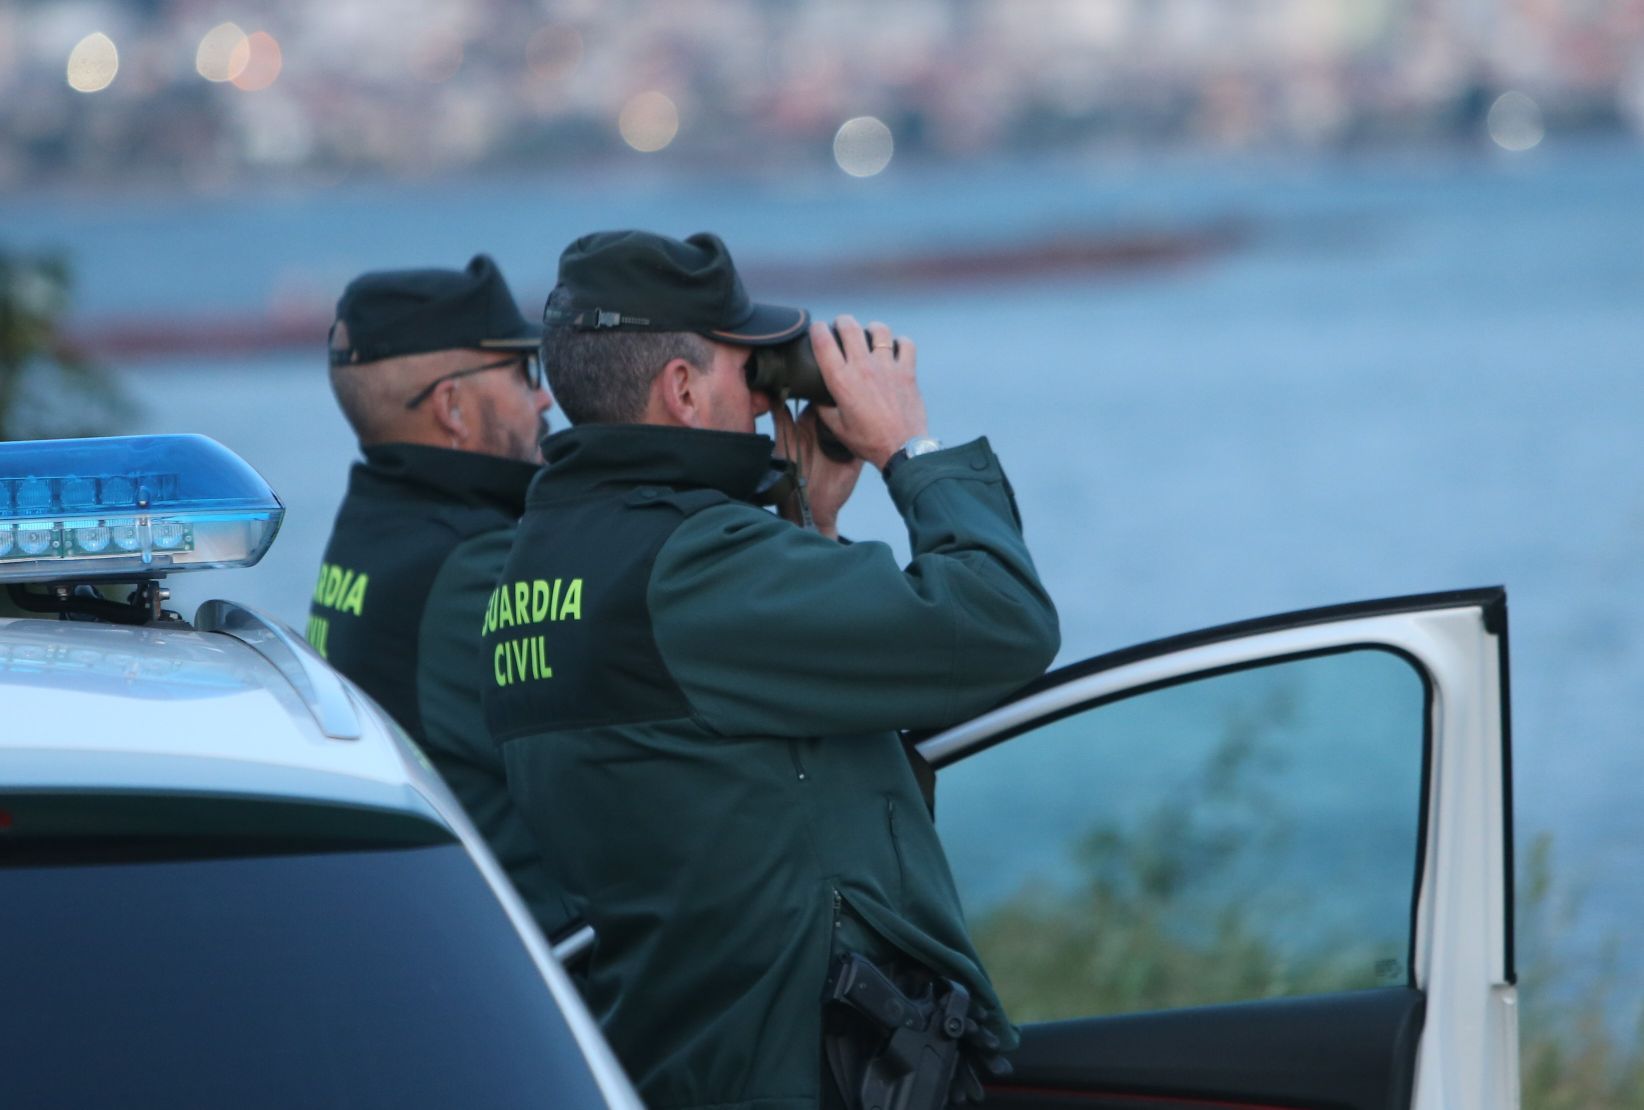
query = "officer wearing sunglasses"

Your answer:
(309, 254), (573, 942)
